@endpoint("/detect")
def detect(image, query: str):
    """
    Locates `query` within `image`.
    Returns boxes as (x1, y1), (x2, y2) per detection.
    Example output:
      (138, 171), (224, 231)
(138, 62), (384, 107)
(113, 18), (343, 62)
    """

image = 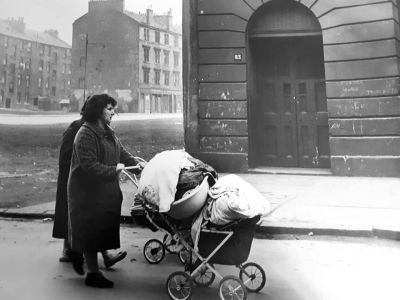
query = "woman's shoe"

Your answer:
(59, 248), (73, 263)
(103, 251), (127, 269)
(85, 272), (114, 288)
